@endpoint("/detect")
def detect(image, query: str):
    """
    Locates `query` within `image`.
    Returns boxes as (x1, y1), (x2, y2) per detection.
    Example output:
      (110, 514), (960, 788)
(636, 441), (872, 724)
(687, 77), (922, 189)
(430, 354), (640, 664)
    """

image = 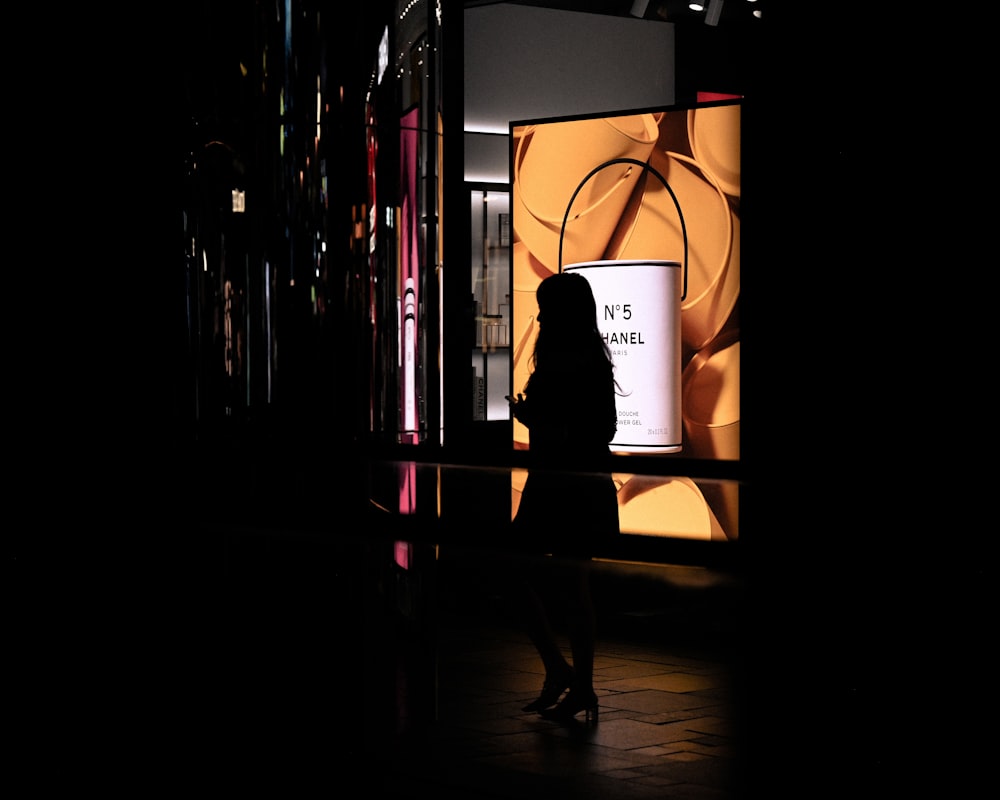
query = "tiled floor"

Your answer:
(100, 522), (746, 796)
(373, 548), (747, 799)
